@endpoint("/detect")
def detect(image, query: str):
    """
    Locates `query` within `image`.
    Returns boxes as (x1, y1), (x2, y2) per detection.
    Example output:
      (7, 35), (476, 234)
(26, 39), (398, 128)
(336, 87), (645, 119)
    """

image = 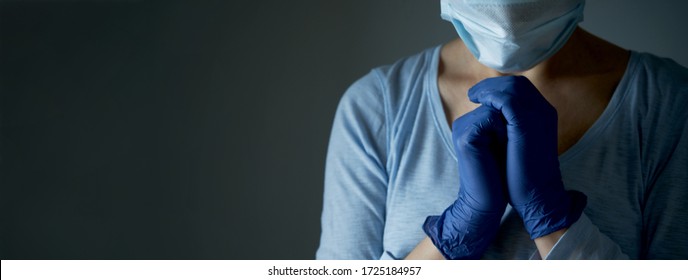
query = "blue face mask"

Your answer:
(440, 0), (586, 73)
